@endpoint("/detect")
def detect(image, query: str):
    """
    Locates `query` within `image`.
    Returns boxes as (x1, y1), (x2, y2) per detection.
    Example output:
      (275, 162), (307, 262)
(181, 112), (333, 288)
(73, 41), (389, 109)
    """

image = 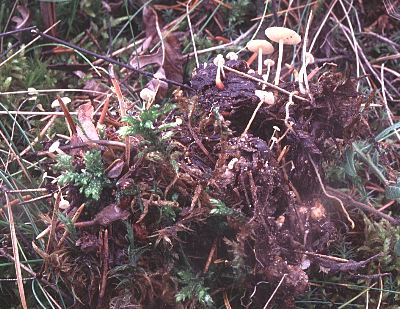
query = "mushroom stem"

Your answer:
(242, 100), (263, 136)
(274, 39), (284, 85)
(215, 65), (224, 90)
(258, 47), (263, 75)
(265, 65), (271, 81)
